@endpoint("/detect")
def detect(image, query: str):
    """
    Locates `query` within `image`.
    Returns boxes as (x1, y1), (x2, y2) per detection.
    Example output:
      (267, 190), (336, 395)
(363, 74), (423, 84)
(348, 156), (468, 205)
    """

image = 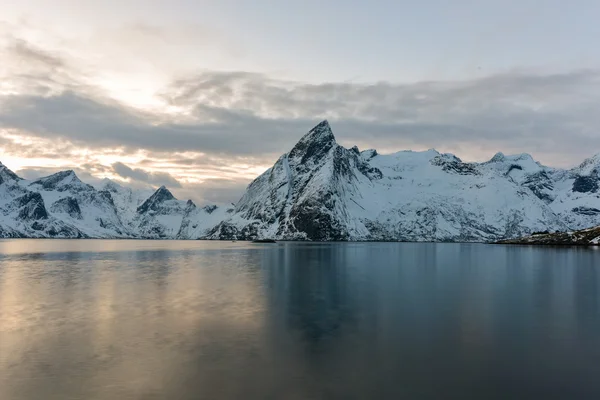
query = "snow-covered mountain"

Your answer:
(0, 164), (230, 239)
(207, 120), (600, 241)
(2, 120), (600, 241)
